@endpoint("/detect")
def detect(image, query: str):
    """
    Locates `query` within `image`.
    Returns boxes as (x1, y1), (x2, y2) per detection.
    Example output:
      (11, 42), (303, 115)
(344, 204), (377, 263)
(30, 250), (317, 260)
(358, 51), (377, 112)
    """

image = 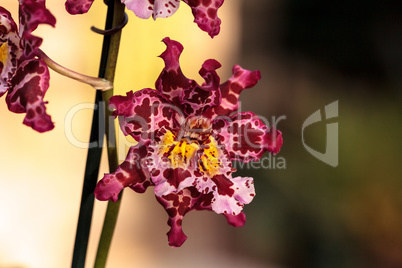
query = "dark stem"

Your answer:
(94, 1), (126, 267)
(71, 2), (116, 268)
